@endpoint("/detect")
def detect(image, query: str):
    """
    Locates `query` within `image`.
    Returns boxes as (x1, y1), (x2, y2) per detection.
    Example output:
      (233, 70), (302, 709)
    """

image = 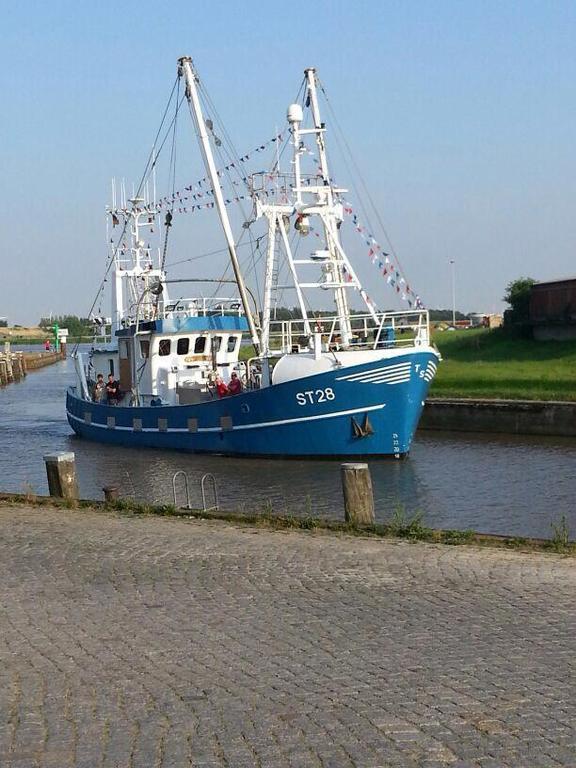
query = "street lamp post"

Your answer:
(450, 259), (456, 327)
